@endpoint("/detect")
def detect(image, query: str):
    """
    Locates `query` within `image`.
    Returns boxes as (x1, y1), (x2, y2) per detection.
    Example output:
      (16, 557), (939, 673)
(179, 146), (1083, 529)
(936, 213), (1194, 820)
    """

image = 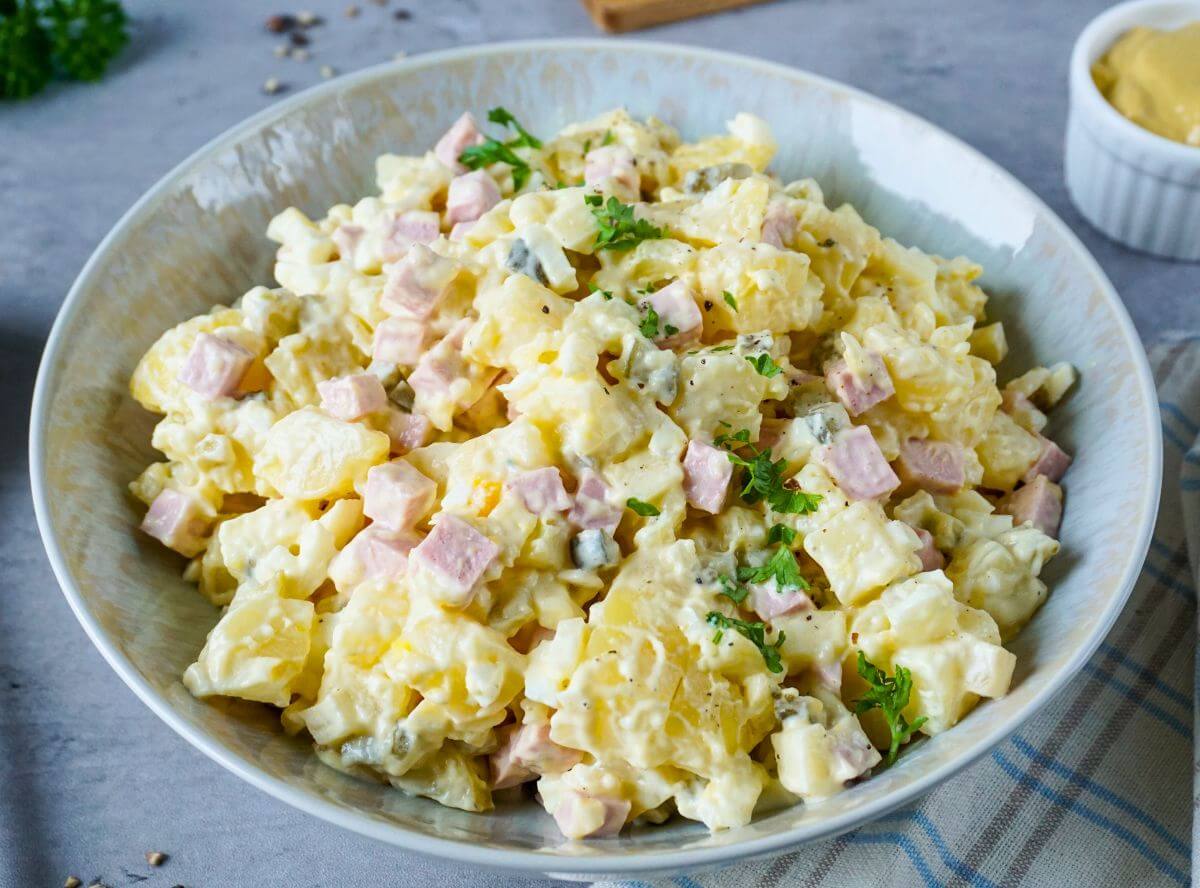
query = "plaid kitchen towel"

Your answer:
(600, 334), (1199, 888)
